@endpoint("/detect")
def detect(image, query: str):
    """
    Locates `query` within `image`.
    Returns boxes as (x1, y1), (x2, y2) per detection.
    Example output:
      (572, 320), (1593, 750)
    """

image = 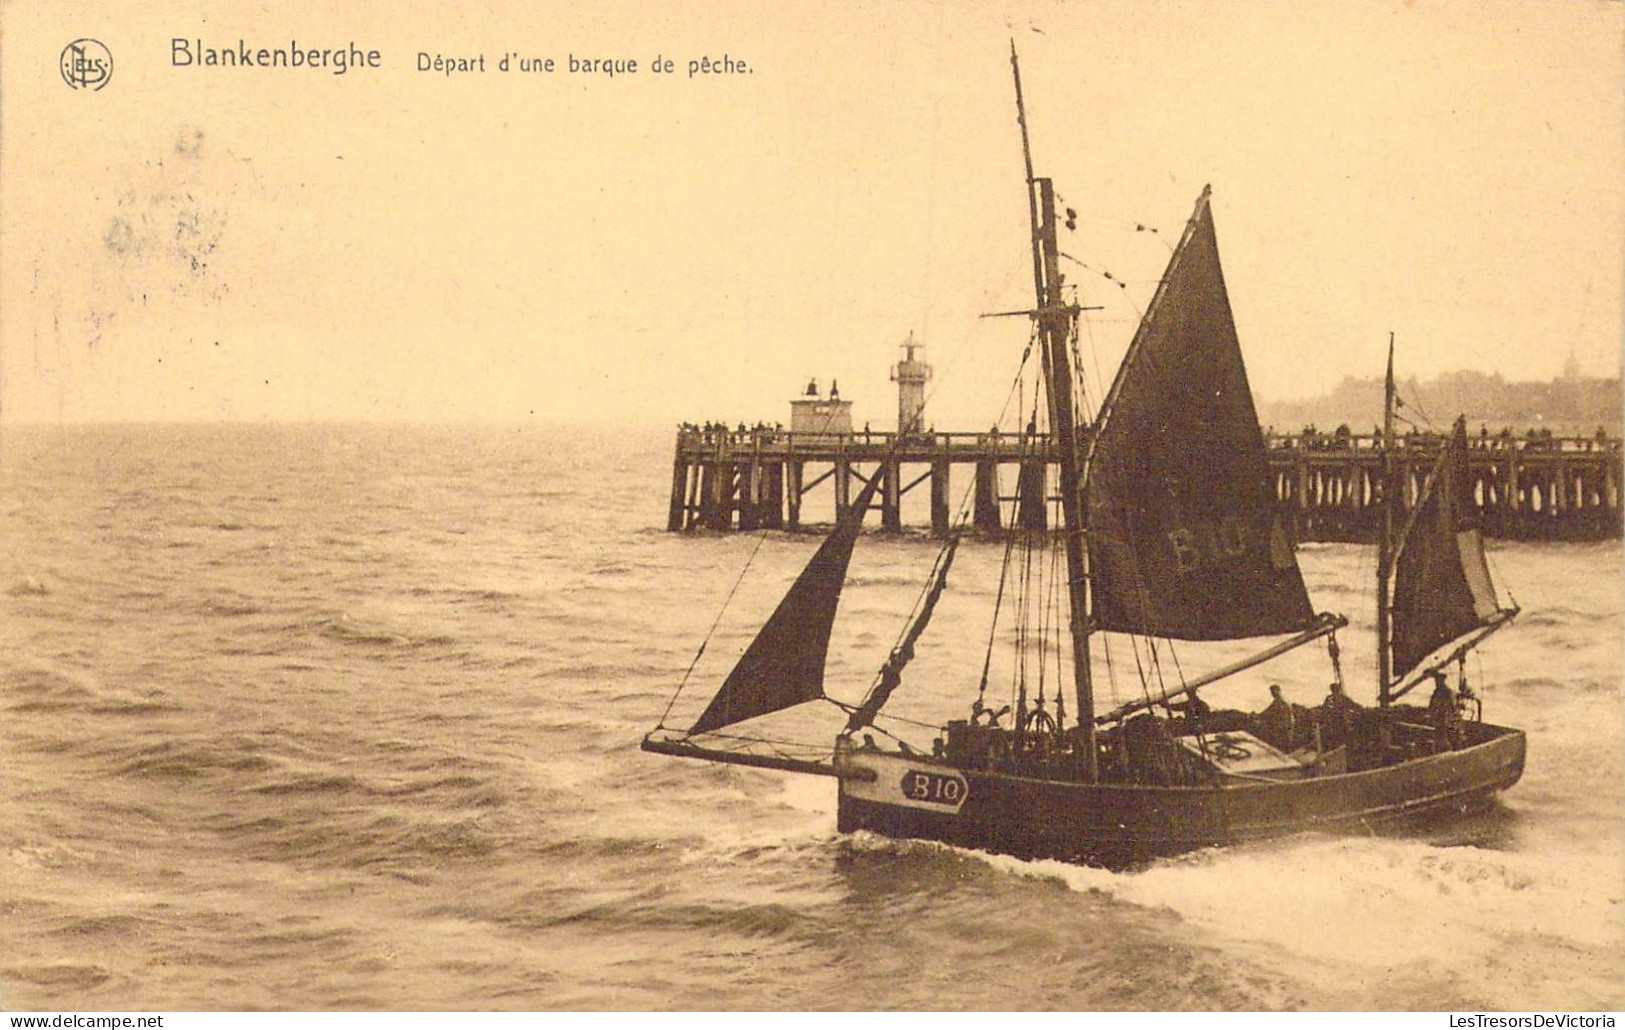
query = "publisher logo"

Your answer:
(60, 39), (113, 91)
